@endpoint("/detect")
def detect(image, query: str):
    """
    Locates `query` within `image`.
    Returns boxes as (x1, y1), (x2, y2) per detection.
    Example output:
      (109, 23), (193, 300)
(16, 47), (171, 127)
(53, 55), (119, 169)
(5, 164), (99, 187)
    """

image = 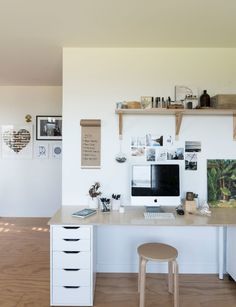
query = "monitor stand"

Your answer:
(145, 206), (164, 213)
